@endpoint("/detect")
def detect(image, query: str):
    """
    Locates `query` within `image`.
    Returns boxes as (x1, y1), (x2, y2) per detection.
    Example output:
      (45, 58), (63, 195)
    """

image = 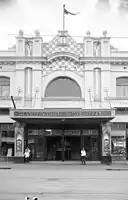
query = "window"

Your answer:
(45, 77), (81, 97)
(1, 124), (14, 138)
(0, 77), (10, 97)
(116, 77), (128, 97)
